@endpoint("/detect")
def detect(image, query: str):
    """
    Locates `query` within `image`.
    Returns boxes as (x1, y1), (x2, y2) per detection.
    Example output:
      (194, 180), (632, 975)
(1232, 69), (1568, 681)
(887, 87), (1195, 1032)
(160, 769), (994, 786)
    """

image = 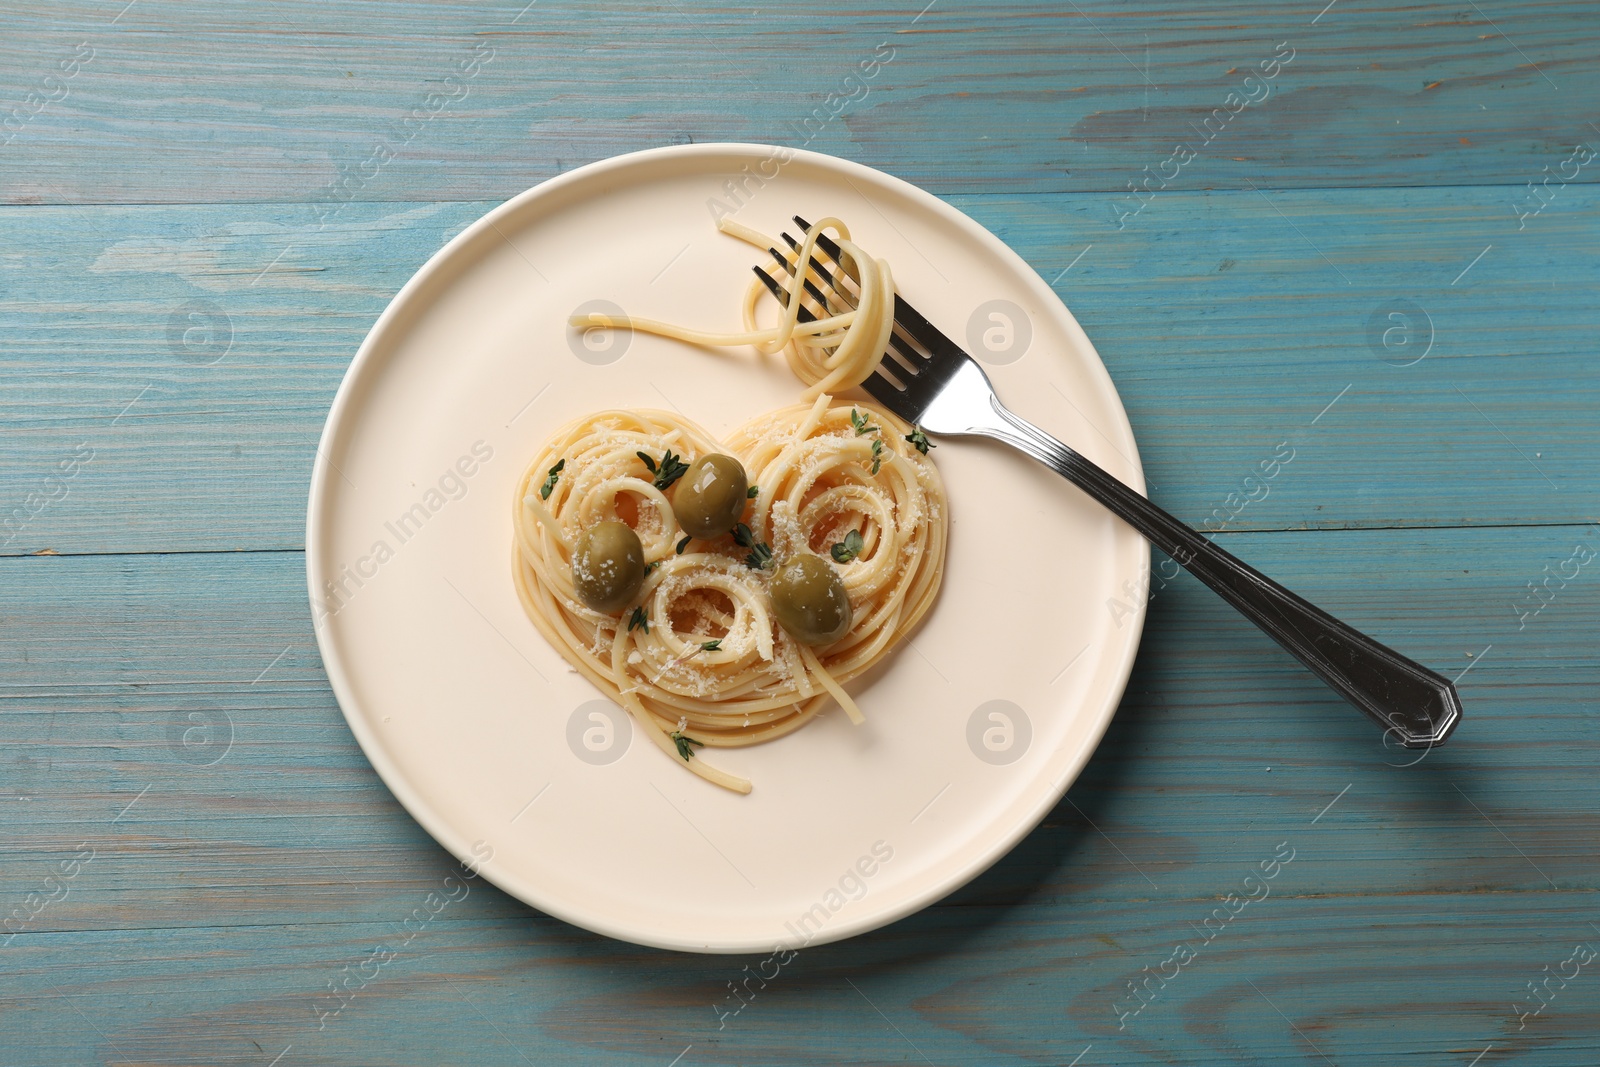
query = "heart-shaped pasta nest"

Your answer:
(514, 394), (947, 793)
